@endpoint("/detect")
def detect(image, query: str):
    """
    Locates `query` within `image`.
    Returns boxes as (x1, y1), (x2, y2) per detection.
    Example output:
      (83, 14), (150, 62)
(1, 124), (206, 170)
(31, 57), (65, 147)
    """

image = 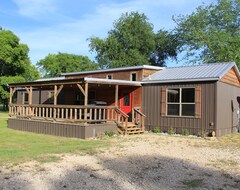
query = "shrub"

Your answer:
(104, 130), (114, 137)
(181, 128), (190, 136)
(168, 127), (176, 135)
(152, 127), (161, 133)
